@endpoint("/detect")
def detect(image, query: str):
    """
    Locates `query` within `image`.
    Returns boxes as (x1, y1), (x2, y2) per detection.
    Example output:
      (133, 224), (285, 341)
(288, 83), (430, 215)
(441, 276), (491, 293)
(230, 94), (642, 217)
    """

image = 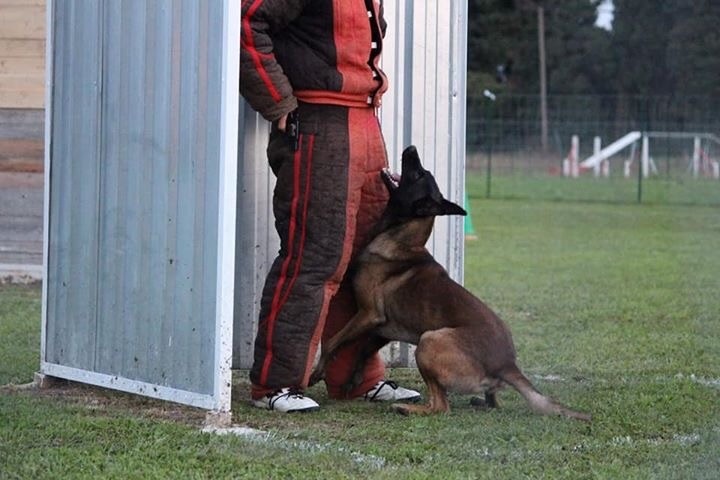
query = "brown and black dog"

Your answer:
(310, 146), (590, 421)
